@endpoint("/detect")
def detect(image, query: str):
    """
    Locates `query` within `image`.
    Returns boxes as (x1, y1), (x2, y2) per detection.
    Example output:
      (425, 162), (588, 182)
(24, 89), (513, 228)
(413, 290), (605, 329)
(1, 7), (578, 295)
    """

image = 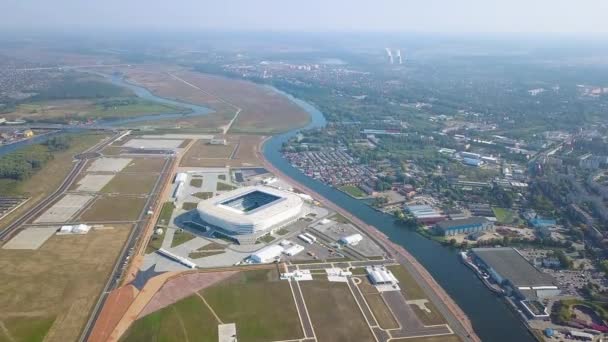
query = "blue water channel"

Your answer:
(0, 74), (534, 341)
